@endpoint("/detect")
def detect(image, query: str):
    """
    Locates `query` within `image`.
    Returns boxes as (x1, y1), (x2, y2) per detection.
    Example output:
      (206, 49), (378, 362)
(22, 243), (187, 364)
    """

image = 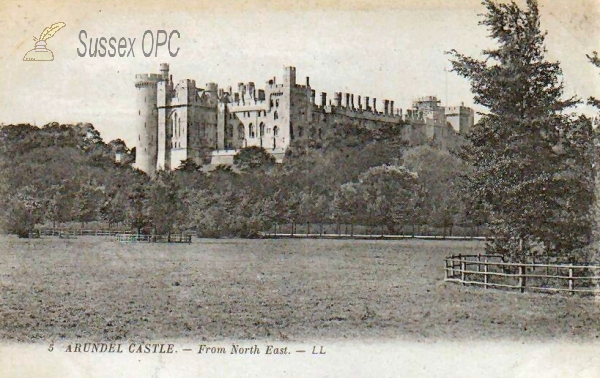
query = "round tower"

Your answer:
(134, 73), (162, 175)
